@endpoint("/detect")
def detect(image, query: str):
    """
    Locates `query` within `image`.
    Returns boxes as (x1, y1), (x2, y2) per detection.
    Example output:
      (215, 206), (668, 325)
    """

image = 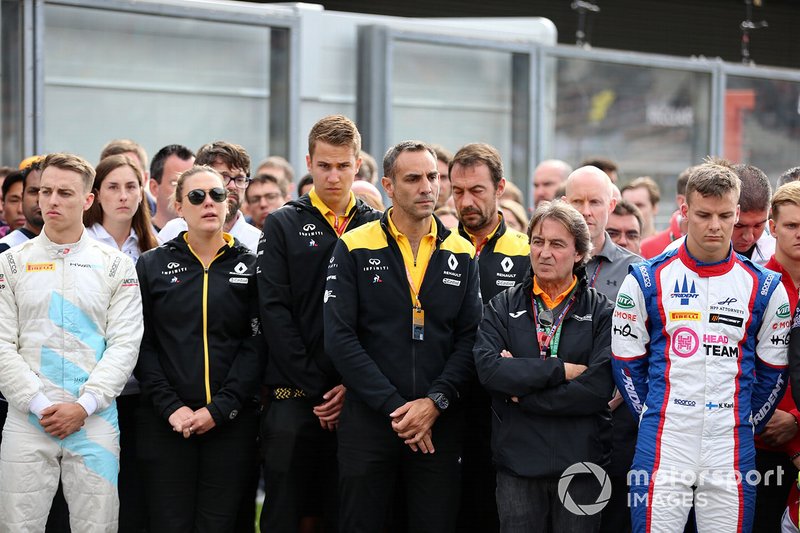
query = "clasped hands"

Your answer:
(390, 398), (440, 455)
(168, 406), (216, 438)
